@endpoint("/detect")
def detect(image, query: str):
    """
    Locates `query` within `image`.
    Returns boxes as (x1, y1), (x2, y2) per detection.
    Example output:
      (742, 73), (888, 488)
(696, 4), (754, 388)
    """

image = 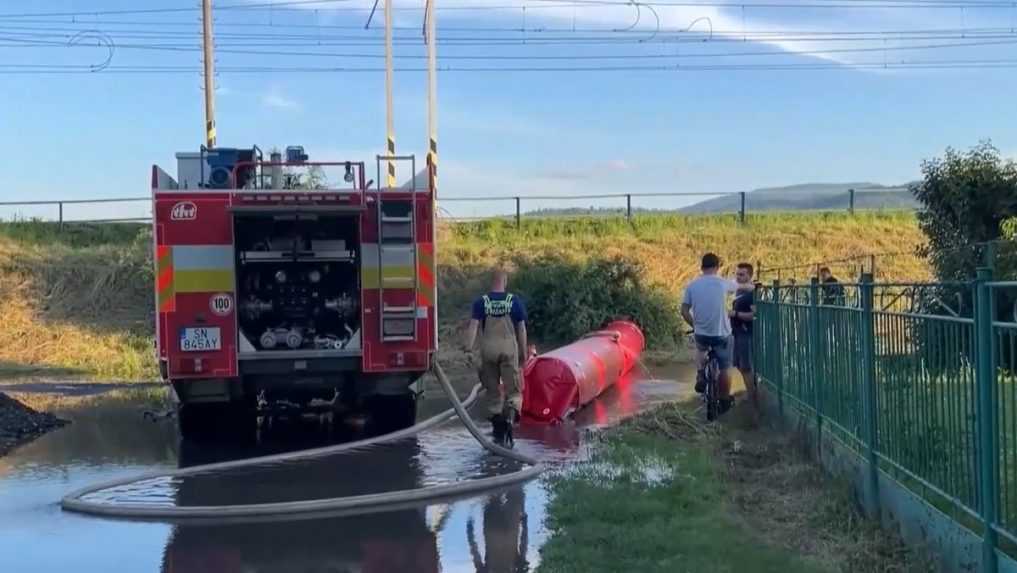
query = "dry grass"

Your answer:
(438, 212), (931, 292)
(0, 230), (156, 381)
(0, 213), (929, 381)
